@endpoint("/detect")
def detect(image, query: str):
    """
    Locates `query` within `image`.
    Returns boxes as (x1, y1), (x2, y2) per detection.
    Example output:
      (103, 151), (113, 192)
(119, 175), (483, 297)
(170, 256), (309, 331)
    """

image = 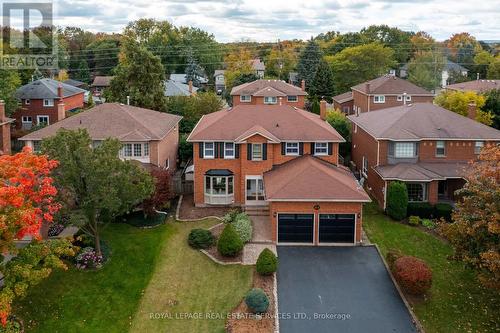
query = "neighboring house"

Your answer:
(0, 101), (15, 155)
(91, 76), (114, 95)
(348, 103), (500, 209)
(63, 79), (88, 90)
(19, 103), (182, 171)
(332, 91), (354, 114)
(445, 79), (500, 93)
(251, 59), (265, 78)
(400, 60), (468, 88)
(170, 73), (209, 86)
(288, 72), (299, 86)
(230, 79), (307, 108)
(13, 78), (85, 130)
(347, 75), (434, 114)
(164, 80), (198, 97)
(214, 70), (226, 94)
(187, 99), (370, 245)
